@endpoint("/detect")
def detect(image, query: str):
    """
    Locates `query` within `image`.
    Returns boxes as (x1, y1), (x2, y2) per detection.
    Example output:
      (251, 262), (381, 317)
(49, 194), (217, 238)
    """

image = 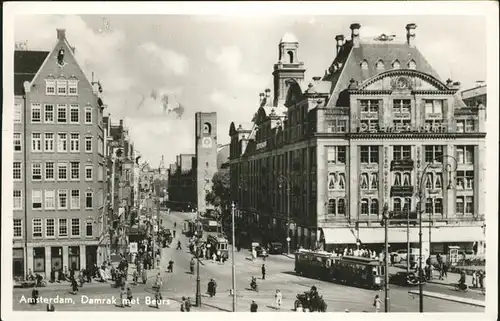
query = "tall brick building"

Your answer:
(228, 23), (486, 255)
(13, 29), (107, 278)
